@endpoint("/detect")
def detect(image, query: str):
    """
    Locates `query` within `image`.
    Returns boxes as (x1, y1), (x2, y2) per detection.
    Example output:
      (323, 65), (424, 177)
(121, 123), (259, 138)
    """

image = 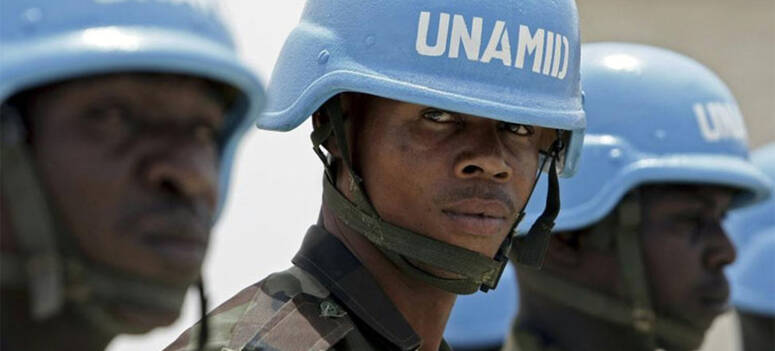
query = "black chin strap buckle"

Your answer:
(480, 260), (507, 293)
(632, 307), (656, 333)
(481, 232), (514, 292)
